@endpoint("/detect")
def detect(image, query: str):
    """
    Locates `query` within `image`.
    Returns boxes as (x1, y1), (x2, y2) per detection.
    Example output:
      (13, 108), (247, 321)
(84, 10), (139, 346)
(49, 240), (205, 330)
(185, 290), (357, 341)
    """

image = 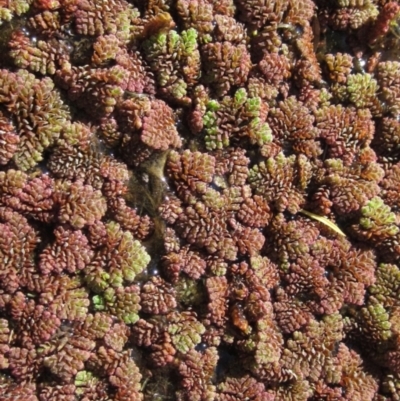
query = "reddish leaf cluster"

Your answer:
(1, 0), (400, 399)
